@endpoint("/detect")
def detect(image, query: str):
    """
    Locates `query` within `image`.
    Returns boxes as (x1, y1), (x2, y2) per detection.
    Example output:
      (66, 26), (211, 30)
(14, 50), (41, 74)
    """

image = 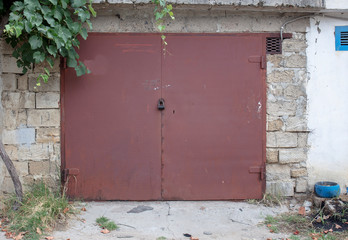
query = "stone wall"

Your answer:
(0, 5), (310, 197)
(266, 33), (309, 196)
(0, 40), (61, 194)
